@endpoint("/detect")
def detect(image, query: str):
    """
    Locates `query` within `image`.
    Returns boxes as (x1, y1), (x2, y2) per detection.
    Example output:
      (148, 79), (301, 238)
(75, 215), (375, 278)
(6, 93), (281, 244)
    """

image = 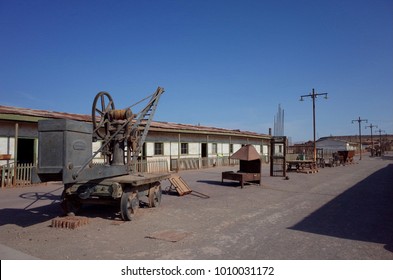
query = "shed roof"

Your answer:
(317, 137), (357, 145)
(230, 144), (261, 161)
